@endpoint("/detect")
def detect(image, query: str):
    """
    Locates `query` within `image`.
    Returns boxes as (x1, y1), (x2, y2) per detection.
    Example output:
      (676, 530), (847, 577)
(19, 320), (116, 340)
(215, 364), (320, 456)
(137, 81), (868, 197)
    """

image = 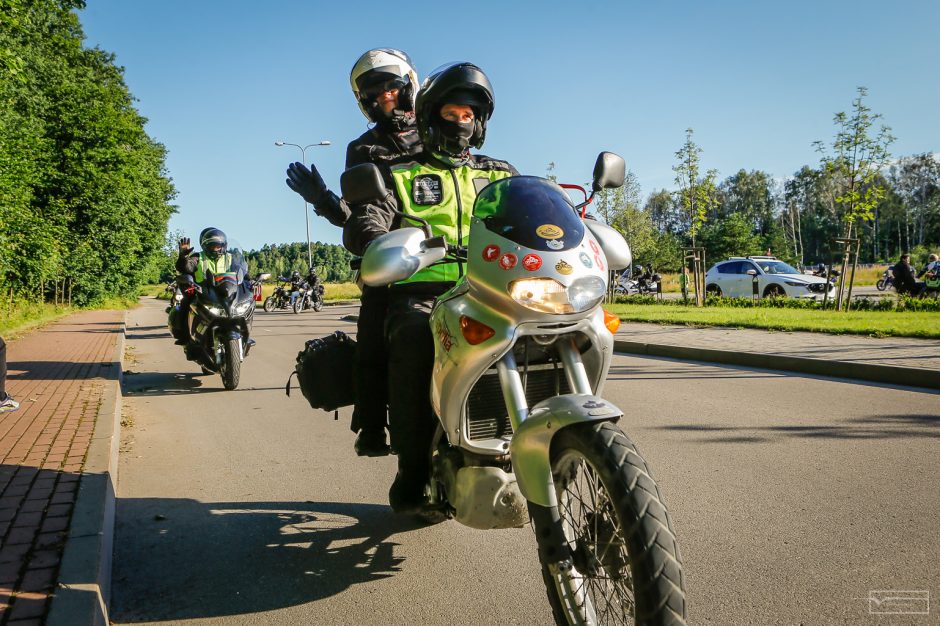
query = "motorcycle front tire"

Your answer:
(536, 422), (686, 625)
(263, 296), (275, 312)
(292, 297), (304, 314)
(220, 337), (241, 390)
(875, 279), (886, 291)
(313, 298), (323, 312)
